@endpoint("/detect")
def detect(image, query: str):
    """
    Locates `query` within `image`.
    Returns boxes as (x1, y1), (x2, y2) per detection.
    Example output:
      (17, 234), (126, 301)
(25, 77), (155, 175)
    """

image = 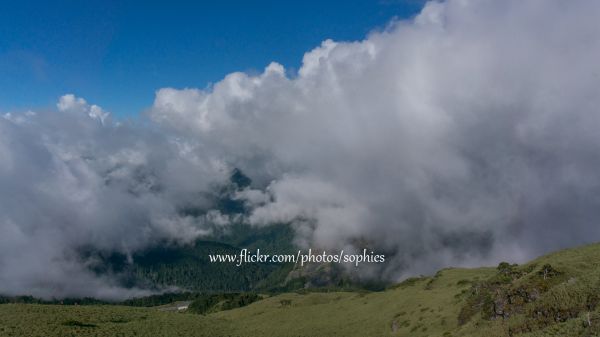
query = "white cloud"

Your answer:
(2, 0), (600, 297)
(0, 95), (229, 298)
(58, 94), (110, 124)
(149, 0), (600, 278)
